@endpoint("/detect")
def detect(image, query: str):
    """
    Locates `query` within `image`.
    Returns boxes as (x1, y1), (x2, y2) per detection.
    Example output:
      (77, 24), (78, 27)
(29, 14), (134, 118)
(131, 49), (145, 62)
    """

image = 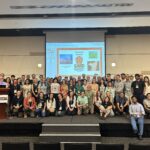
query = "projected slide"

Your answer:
(46, 42), (105, 77)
